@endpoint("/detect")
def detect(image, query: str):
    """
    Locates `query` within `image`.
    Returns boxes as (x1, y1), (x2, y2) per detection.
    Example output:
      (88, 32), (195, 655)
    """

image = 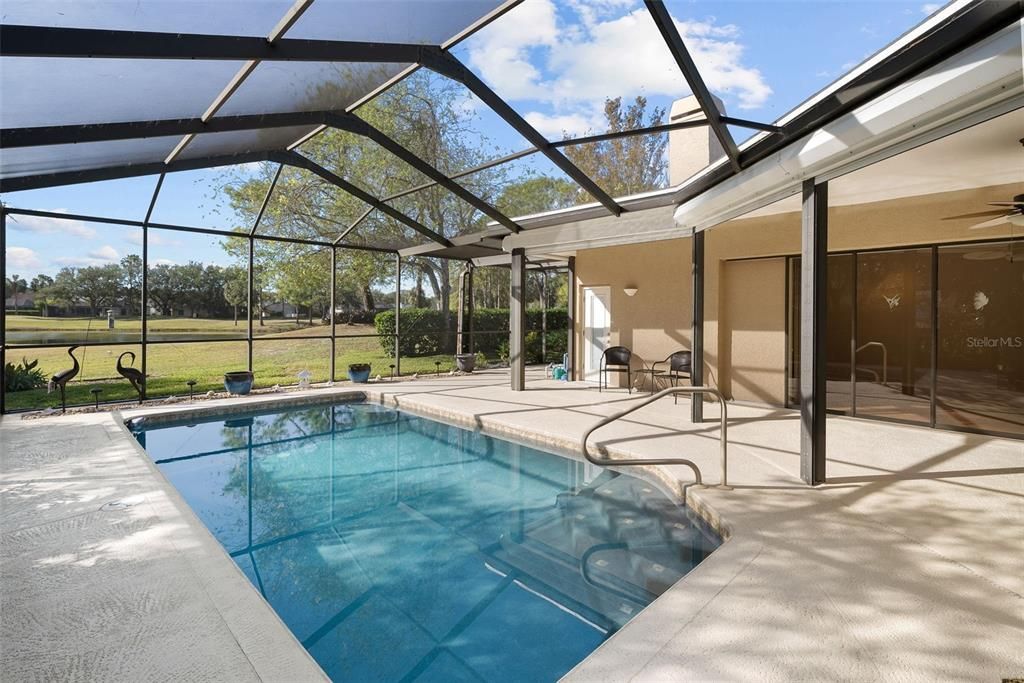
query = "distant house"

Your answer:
(4, 290), (37, 311)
